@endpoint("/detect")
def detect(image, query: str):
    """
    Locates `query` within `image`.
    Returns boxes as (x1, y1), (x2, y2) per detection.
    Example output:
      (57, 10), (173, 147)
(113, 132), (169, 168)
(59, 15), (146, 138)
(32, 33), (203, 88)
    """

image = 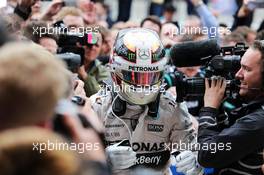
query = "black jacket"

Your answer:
(198, 100), (264, 175)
